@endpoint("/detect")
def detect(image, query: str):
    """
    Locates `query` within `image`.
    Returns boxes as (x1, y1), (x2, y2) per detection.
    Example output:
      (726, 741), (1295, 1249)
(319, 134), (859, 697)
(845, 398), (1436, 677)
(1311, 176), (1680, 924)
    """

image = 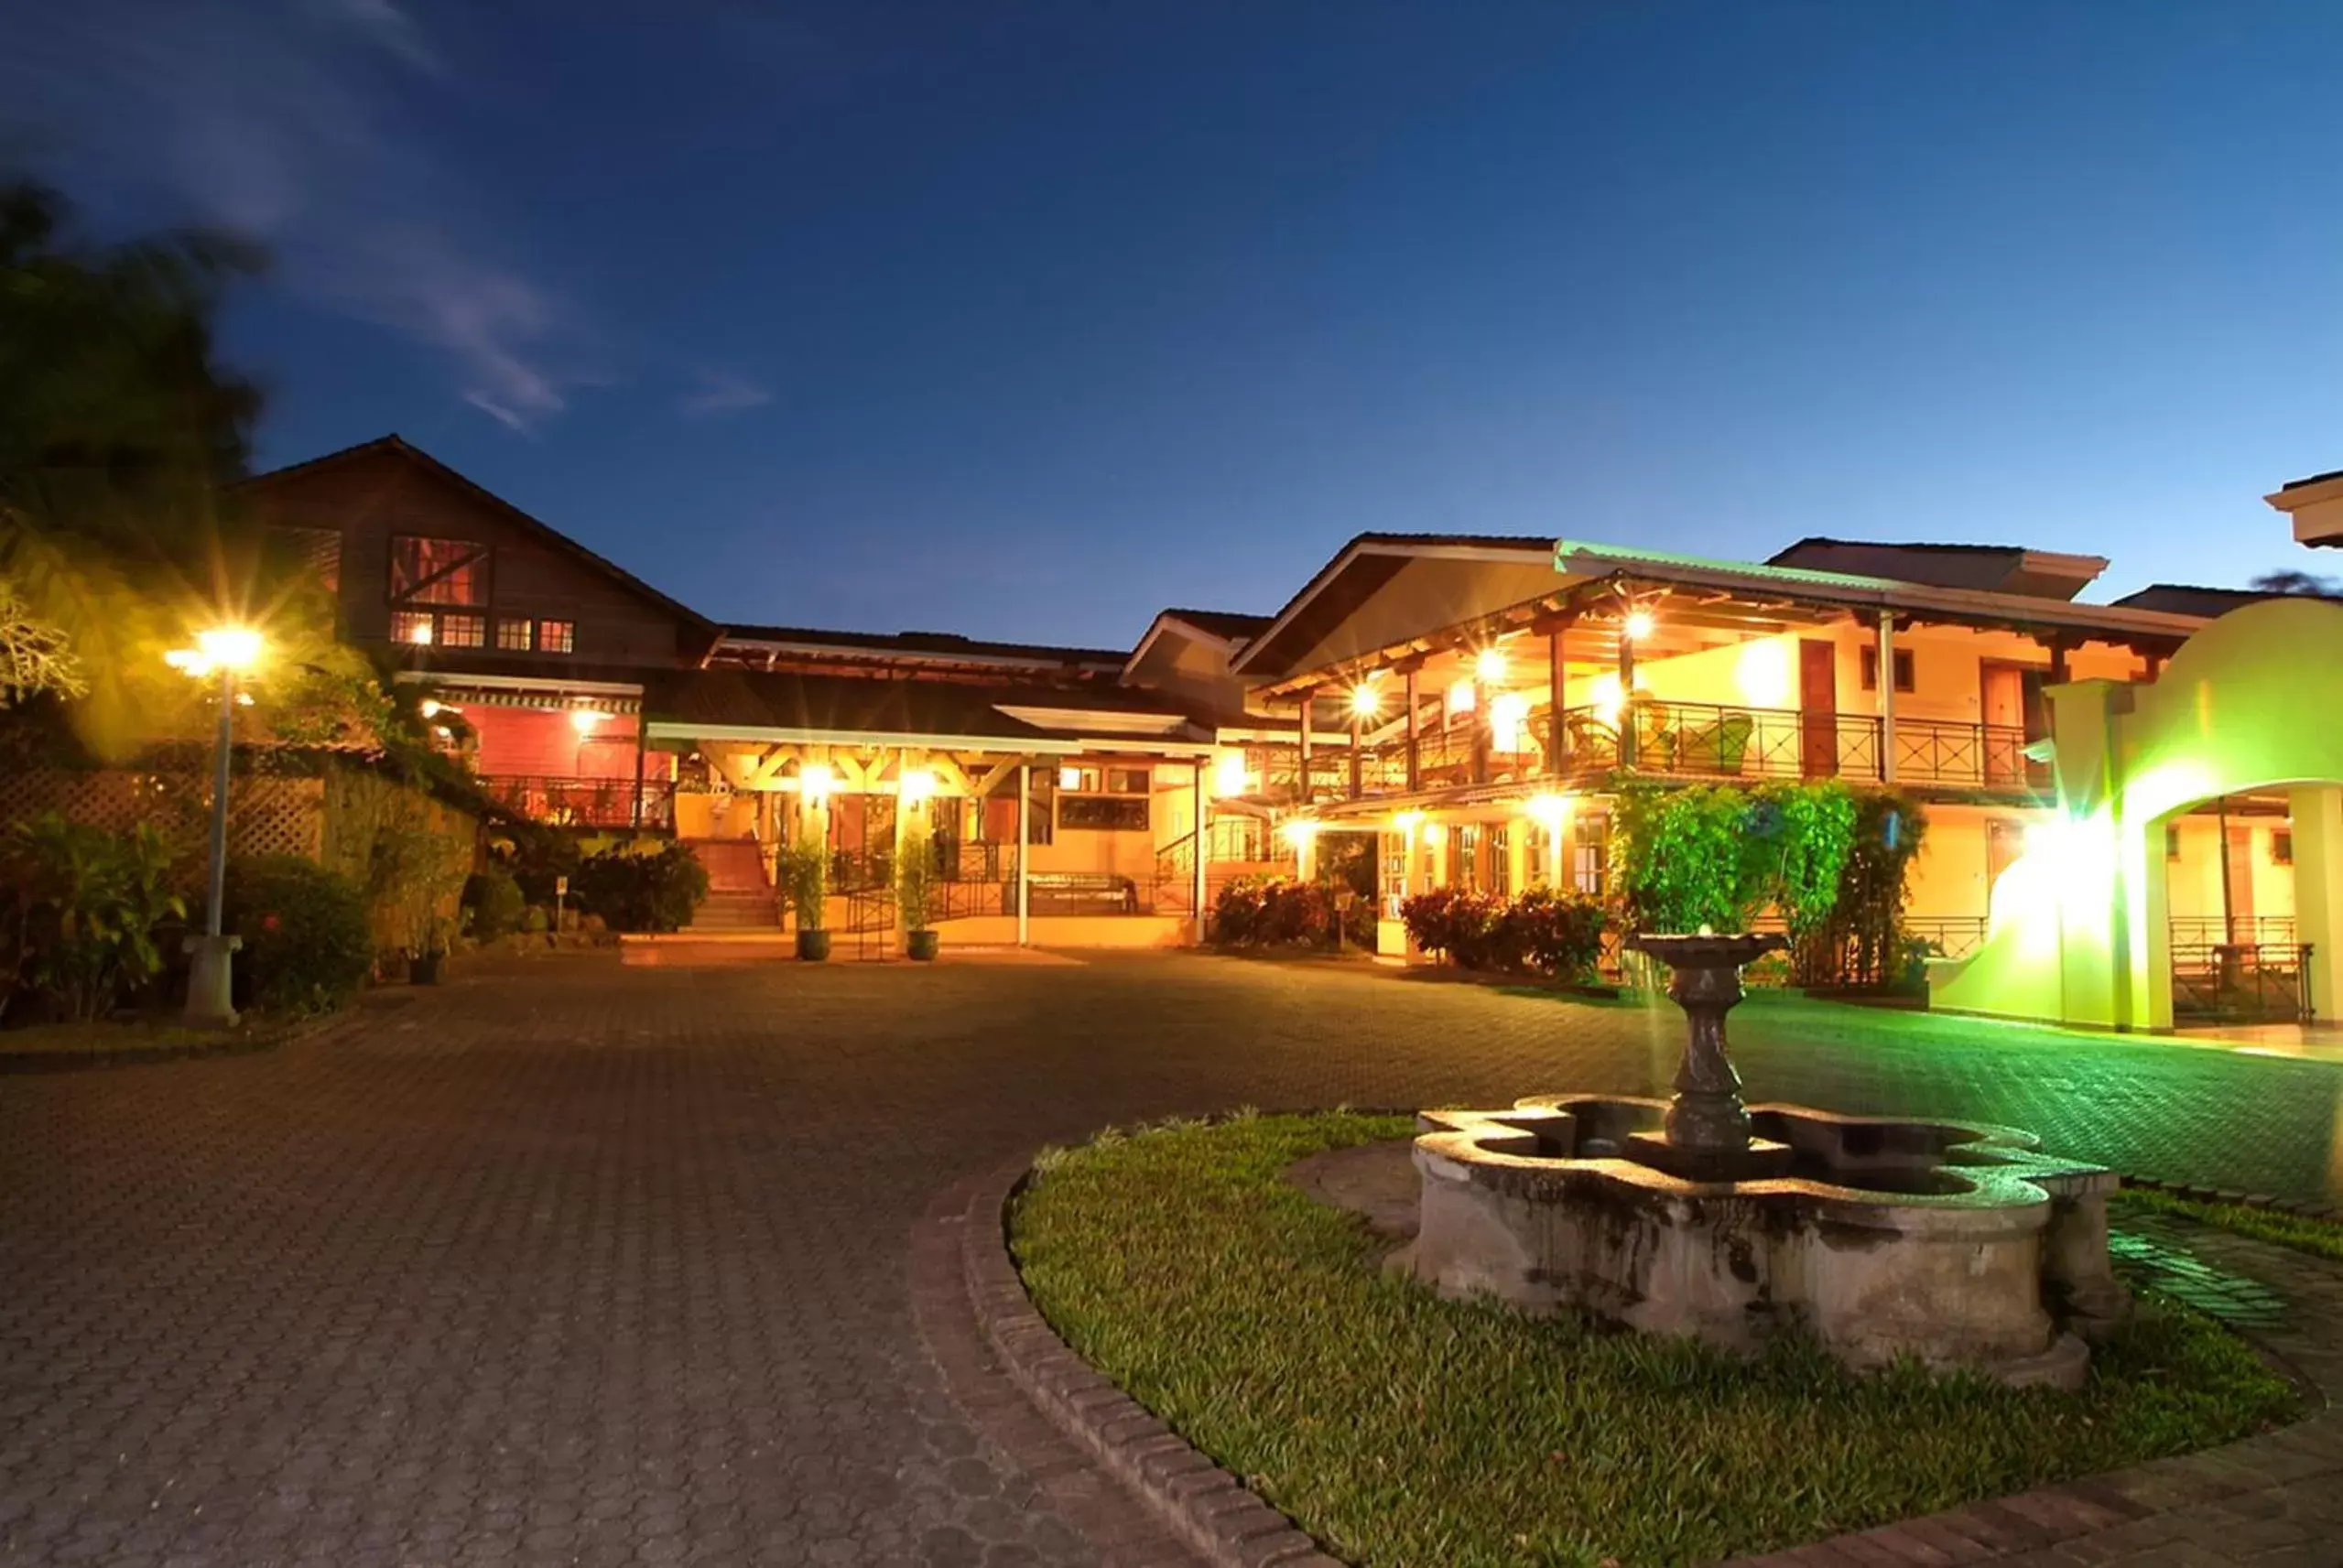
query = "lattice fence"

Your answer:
(0, 766), (325, 860)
